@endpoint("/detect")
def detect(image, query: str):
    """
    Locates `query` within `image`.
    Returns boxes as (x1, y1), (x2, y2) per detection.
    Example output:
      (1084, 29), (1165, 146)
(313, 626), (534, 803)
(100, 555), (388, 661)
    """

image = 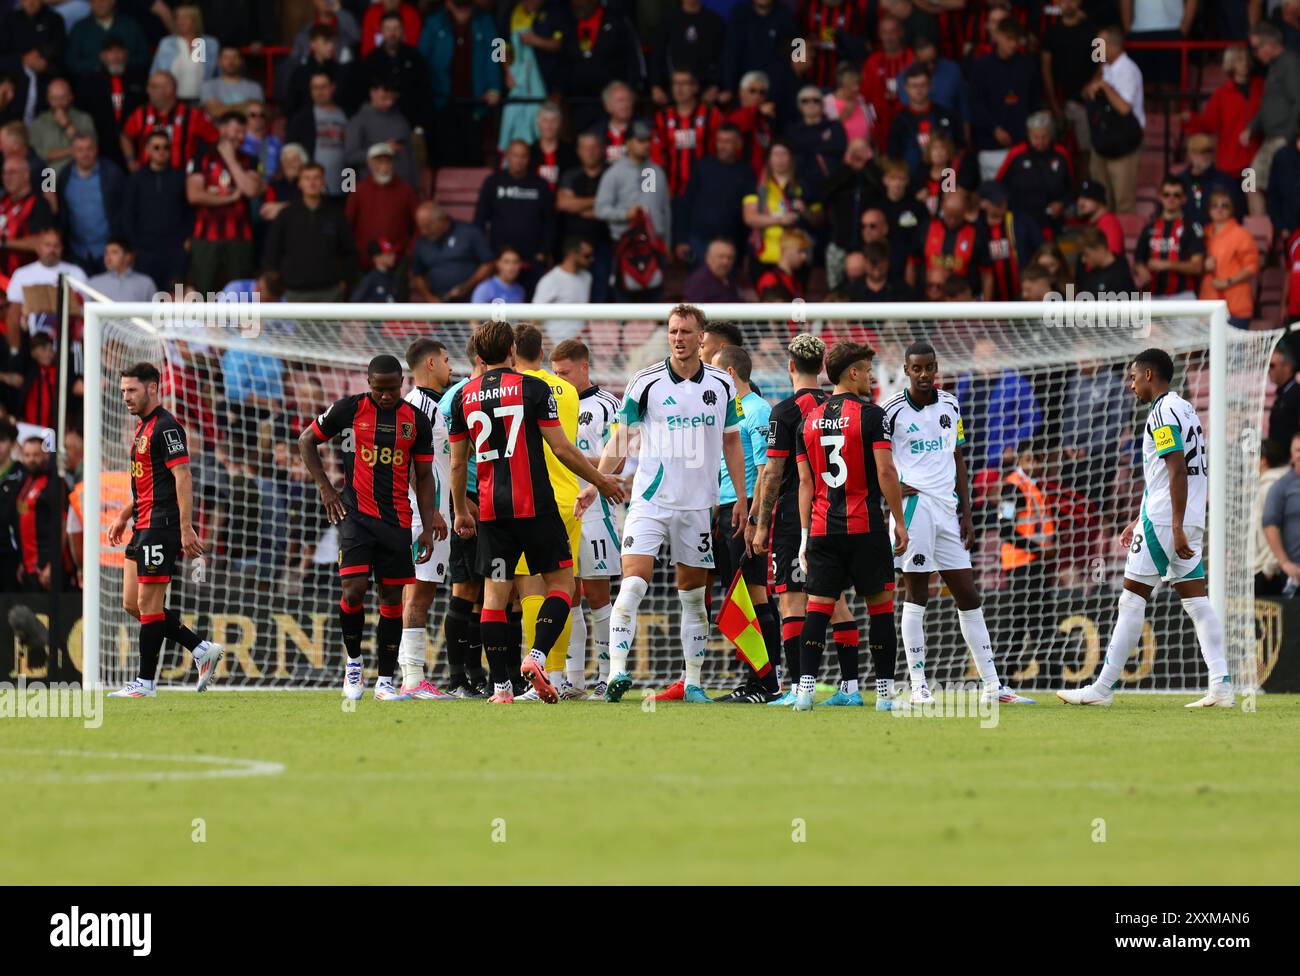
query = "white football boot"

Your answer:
(1056, 684), (1113, 706)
